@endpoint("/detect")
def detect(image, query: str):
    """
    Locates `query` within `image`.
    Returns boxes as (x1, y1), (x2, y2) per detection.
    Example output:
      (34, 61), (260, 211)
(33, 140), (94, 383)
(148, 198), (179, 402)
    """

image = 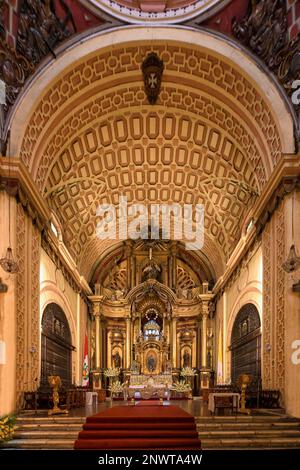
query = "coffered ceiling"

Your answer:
(17, 40), (284, 280)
